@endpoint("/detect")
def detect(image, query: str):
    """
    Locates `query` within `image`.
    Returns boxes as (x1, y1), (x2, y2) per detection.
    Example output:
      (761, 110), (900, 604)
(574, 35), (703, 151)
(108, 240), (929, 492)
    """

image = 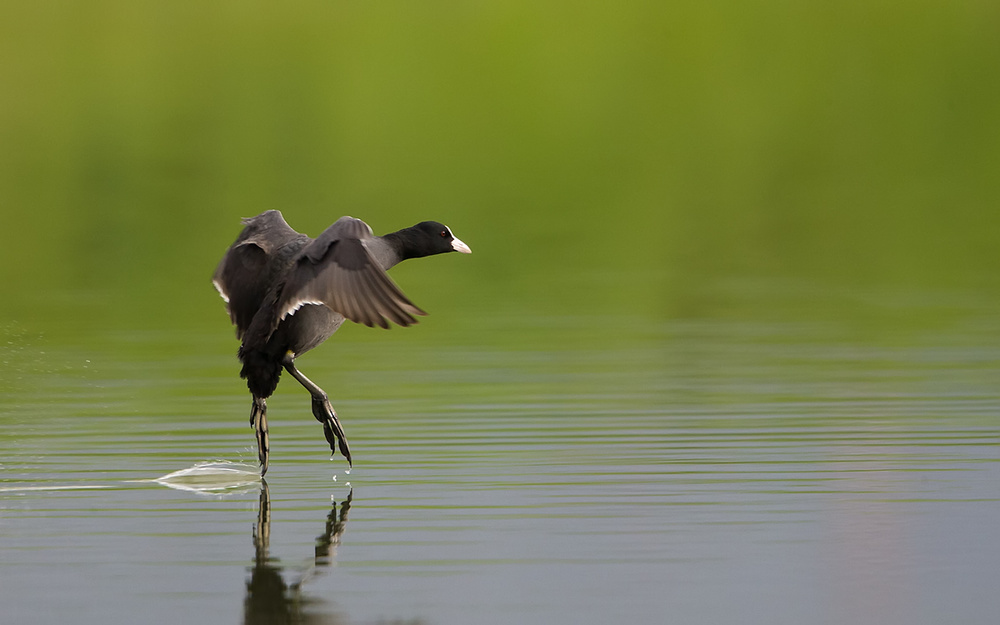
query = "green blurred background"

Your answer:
(1, 1), (998, 345)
